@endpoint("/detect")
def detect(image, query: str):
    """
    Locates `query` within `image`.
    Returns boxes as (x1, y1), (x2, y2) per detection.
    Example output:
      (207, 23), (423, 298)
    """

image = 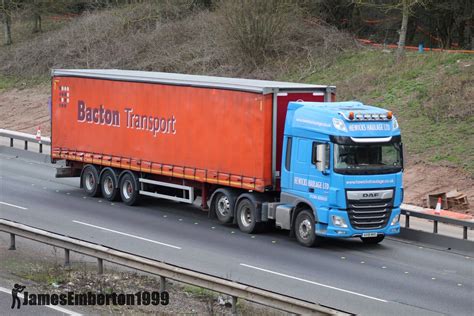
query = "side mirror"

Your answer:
(316, 144), (328, 172)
